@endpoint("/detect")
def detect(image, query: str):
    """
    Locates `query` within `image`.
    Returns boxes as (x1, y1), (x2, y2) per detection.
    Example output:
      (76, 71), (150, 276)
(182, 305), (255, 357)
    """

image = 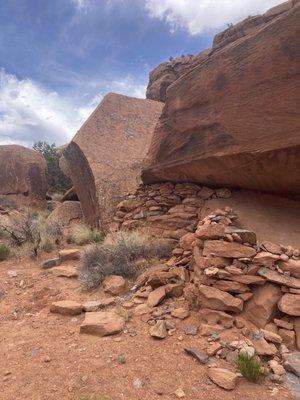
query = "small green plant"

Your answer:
(0, 244), (10, 261)
(40, 236), (55, 253)
(236, 351), (264, 383)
